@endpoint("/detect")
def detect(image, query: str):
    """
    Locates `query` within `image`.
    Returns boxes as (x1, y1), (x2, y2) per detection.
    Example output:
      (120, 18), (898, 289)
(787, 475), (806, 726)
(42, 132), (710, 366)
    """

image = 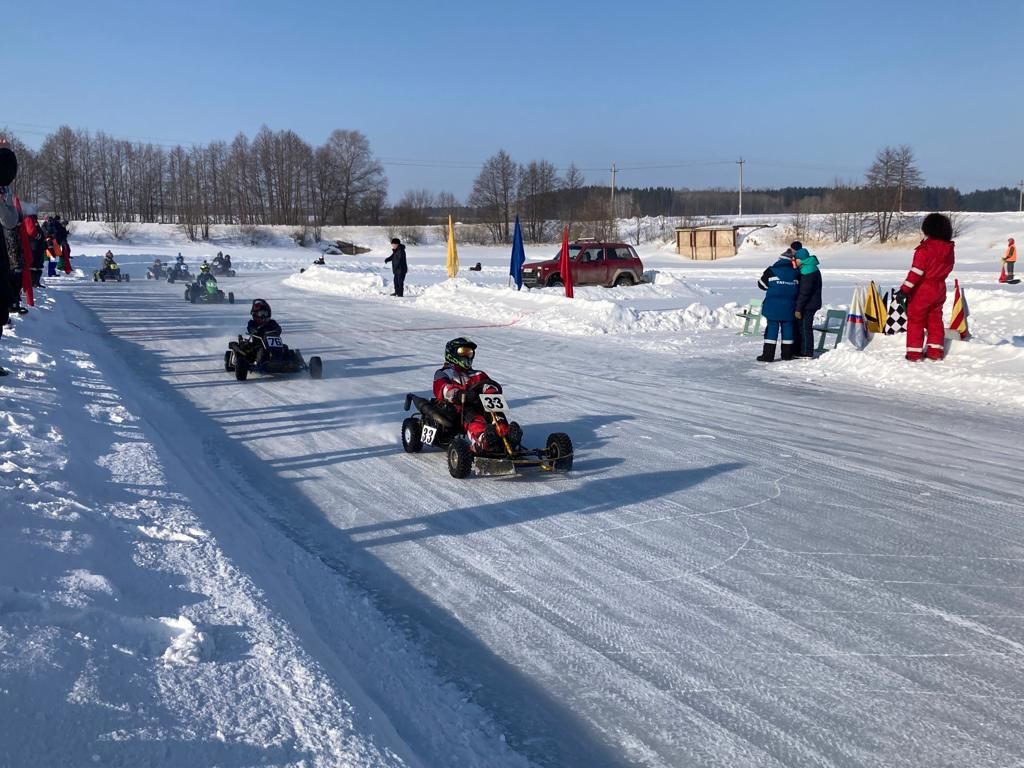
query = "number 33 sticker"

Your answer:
(480, 394), (507, 412)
